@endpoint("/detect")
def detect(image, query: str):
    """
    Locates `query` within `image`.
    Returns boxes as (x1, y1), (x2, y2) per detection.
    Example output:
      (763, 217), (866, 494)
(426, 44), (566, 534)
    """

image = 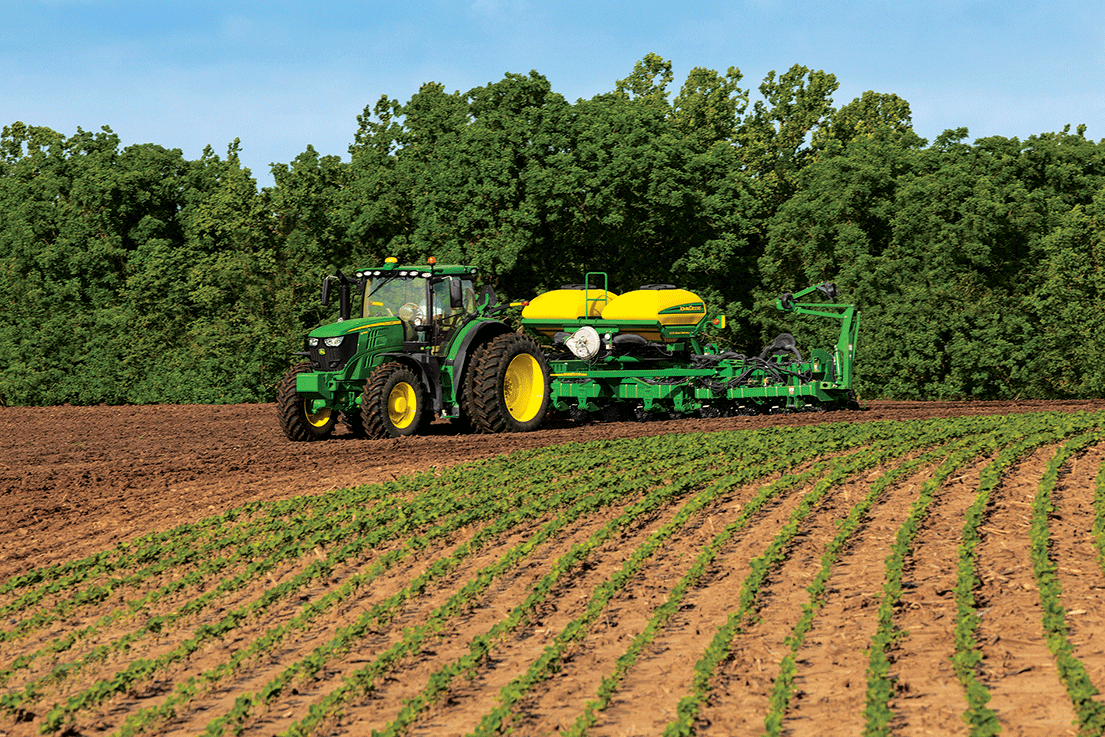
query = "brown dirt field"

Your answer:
(5, 399), (1104, 582)
(3, 398), (1105, 736)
